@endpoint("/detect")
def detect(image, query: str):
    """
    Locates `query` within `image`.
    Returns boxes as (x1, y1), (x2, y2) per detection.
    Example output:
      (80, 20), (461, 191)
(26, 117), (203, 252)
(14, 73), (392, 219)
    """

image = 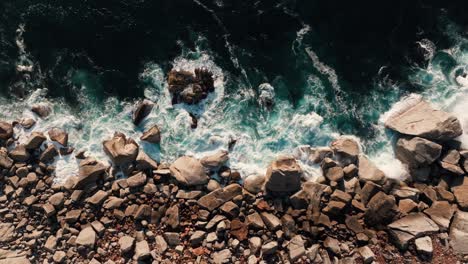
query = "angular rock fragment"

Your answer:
(140, 125), (161, 143)
(197, 184), (242, 211)
(264, 156), (302, 194)
(170, 156), (208, 186)
(103, 132), (139, 166)
(449, 210), (468, 255)
(132, 99), (154, 126)
(388, 213), (439, 249)
(200, 150), (229, 168)
(358, 156), (386, 184)
(48, 128), (68, 146)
